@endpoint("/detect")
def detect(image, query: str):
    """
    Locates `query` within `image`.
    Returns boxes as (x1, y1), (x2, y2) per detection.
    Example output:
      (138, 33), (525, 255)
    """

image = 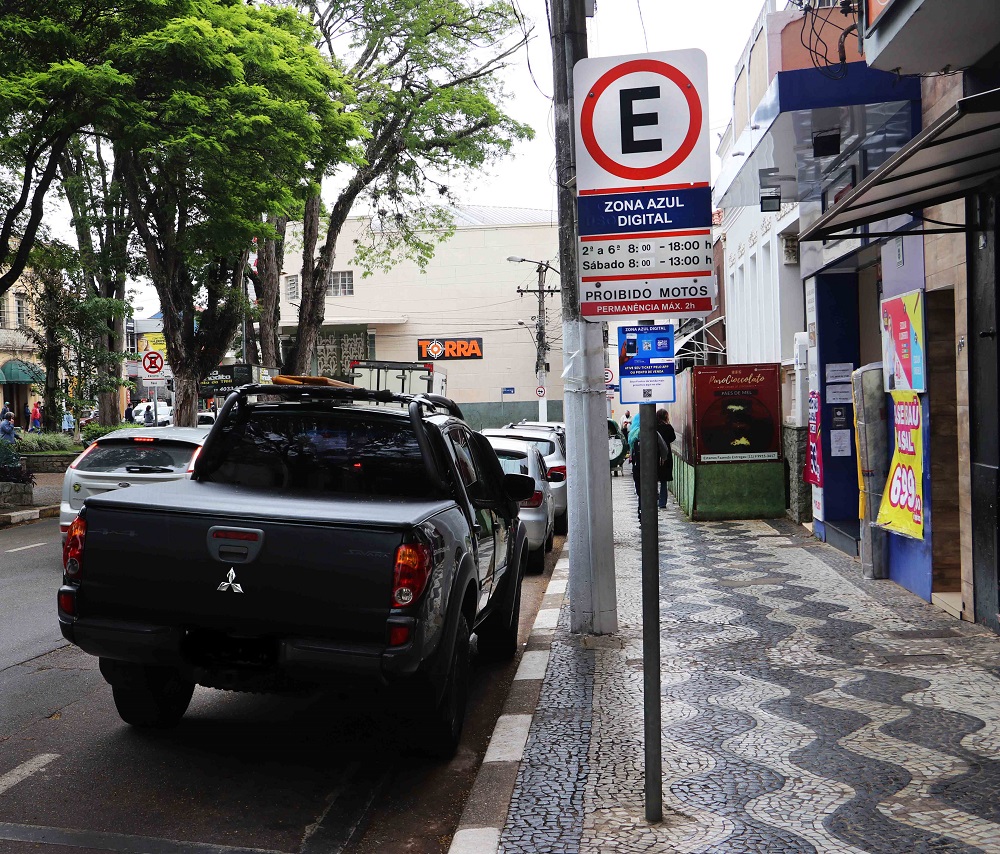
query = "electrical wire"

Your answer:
(636, 0), (649, 52)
